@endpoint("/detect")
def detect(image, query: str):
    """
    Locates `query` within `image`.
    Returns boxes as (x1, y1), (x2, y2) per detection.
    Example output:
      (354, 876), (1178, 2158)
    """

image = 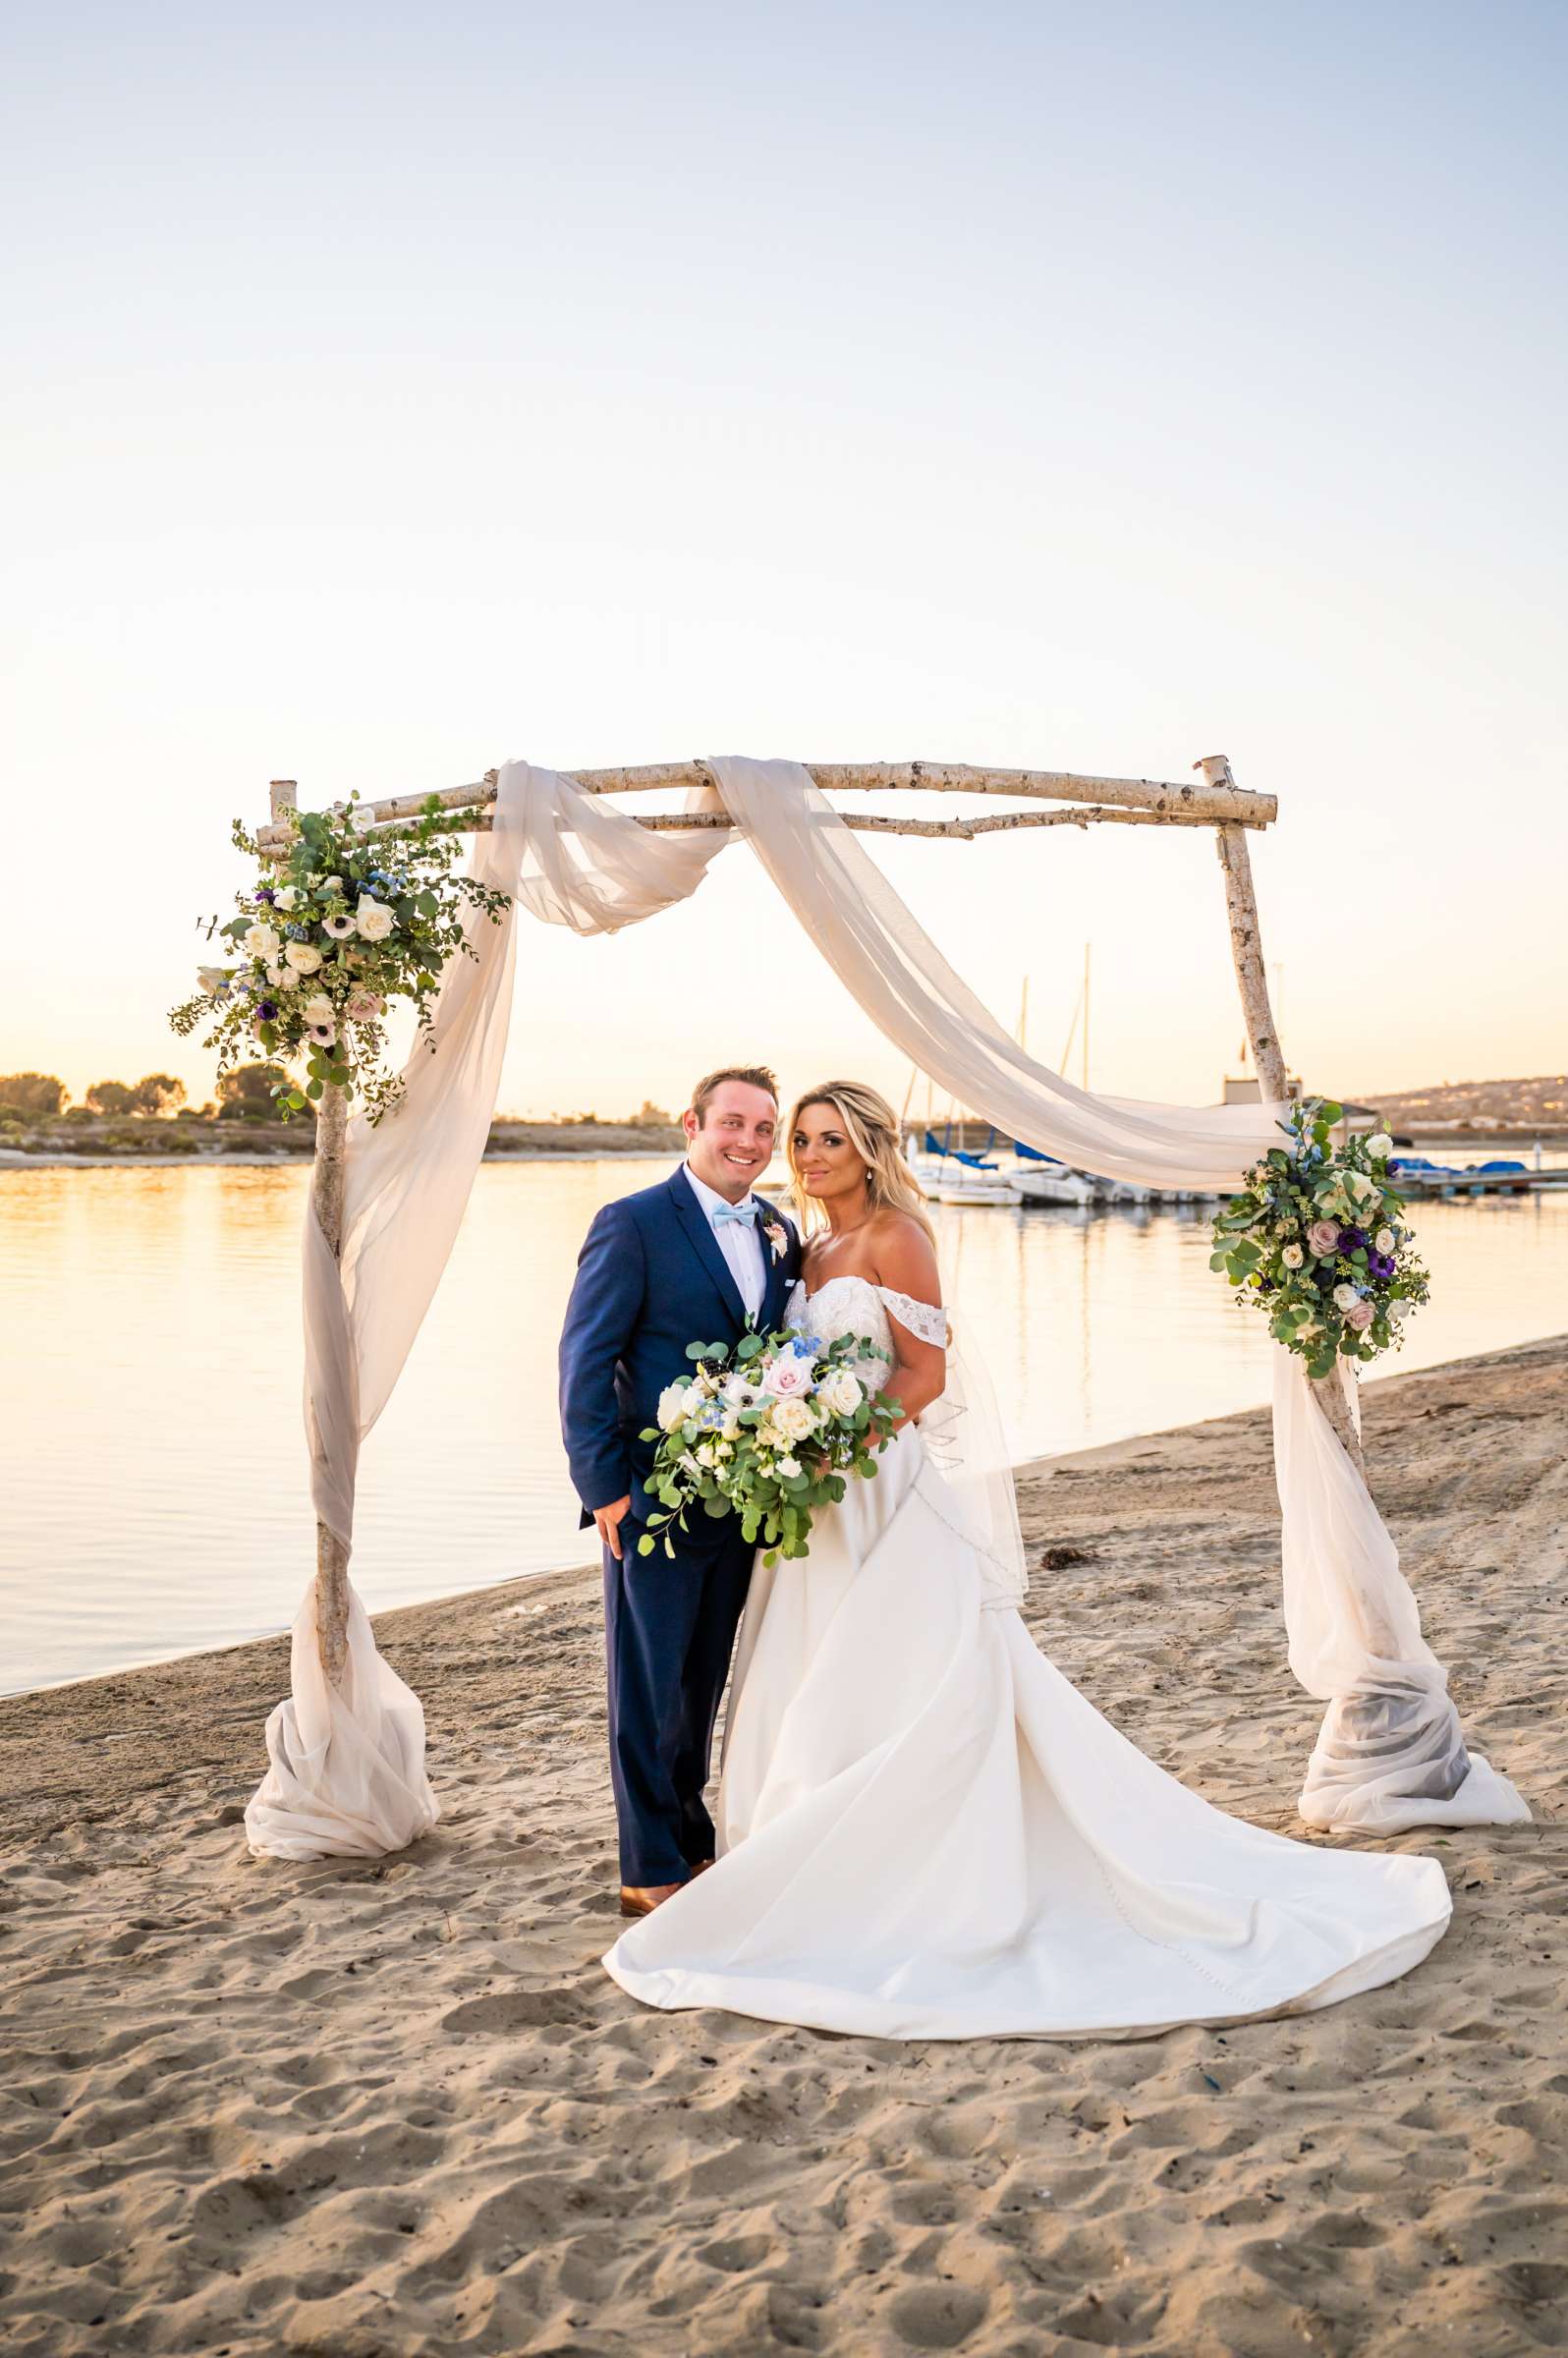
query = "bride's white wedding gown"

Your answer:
(604, 1277), (1451, 2040)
